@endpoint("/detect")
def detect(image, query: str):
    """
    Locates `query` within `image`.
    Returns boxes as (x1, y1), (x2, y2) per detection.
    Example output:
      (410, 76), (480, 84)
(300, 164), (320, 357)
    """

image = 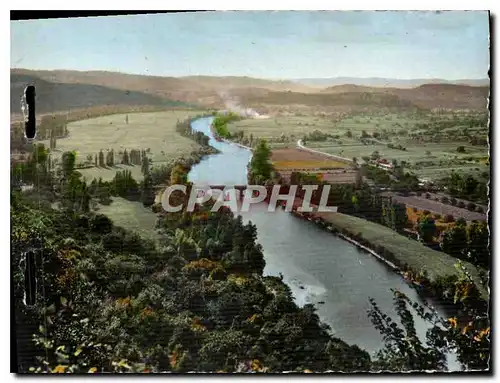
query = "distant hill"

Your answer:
(10, 69), (490, 116)
(233, 82), (489, 112)
(11, 69), (316, 110)
(293, 77), (490, 88)
(180, 75), (314, 93)
(11, 73), (189, 115)
(233, 89), (419, 111)
(320, 83), (489, 110)
(394, 83), (490, 110)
